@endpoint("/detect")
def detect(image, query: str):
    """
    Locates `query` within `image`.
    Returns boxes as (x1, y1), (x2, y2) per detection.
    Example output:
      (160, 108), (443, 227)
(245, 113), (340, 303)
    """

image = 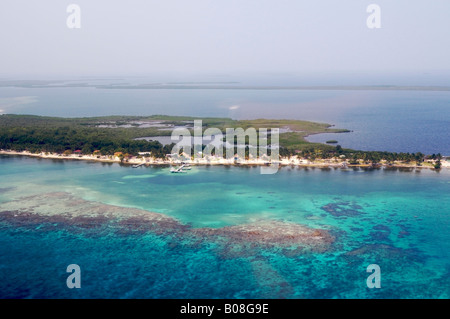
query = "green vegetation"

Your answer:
(0, 115), (173, 157)
(0, 114), (436, 165)
(0, 114), (344, 156)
